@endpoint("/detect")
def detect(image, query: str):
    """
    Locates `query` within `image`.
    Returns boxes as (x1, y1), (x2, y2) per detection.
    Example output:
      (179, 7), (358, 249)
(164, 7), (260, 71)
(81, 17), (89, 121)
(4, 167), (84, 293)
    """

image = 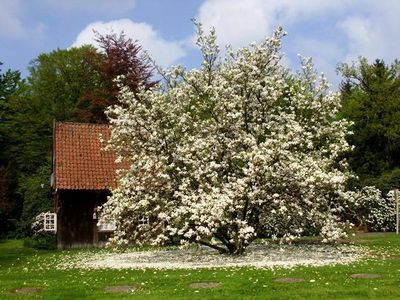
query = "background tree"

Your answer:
(0, 62), (21, 113)
(101, 25), (353, 254)
(0, 62), (22, 237)
(338, 58), (400, 192)
(0, 61), (21, 165)
(7, 46), (102, 172)
(17, 165), (52, 233)
(2, 33), (154, 235)
(80, 32), (154, 122)
(3, 47), (104, 233)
